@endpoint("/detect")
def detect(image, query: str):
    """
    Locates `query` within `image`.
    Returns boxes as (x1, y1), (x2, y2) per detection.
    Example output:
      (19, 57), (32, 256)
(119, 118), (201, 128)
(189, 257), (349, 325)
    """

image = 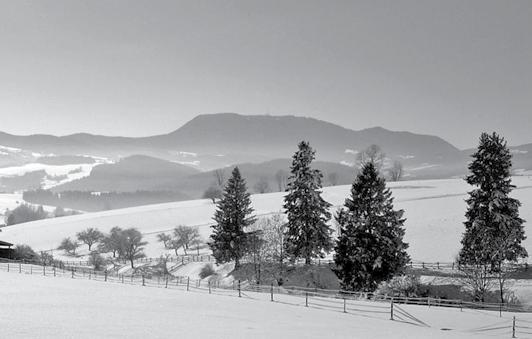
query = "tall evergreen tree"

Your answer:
(459, 132), (527, 302)
(283, 141), (332, 264)
(209, 167), (256, 269)
(334, 162), (409, 291)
